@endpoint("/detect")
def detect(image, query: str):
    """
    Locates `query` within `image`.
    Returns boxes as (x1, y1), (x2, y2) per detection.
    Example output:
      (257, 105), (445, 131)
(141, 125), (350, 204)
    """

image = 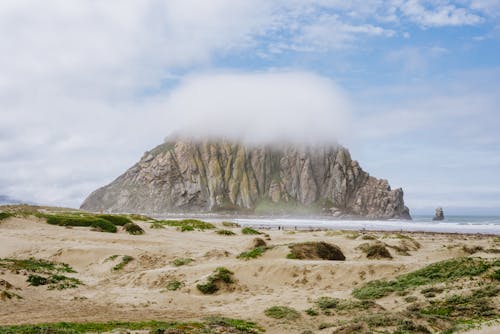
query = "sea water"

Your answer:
(231, 215), (500, 235)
